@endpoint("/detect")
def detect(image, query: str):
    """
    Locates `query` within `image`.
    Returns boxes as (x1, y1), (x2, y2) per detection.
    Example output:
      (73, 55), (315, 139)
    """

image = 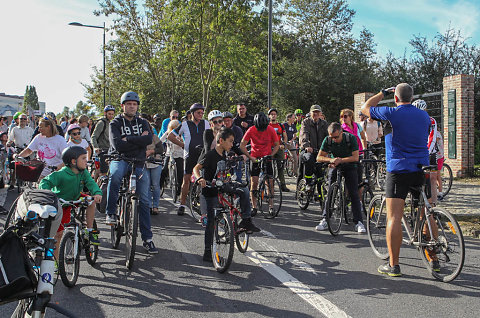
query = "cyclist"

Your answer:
(39, 146), (103, 260)
(240, 112), (279, 216)
(9, 112), (22, 130)
(360, 111), (383, 157)
(223, 111), (244, 181)
(202, 110), (224, 153)
(294, 109), (303, 136)
(316, 122), (366, 233)
(6, 113), (33, 188)
(105, 91), (158, 254)
(77, 115), (92, 144)
(159, 119), (183, 197)
(32, 112), (64, 139)
(361, 83), (430, 277)
(283, 113), (299, 177)
(91, 105), (115, 178)
(193, 127), (260, 262)
(234, 103), (254, 134)
(159, 110), (179, 137)
(66, 124), (92, 160)
(298, 105), (328, 189)
(168, 103), (210, 216)
(268, 108), (289, 192)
